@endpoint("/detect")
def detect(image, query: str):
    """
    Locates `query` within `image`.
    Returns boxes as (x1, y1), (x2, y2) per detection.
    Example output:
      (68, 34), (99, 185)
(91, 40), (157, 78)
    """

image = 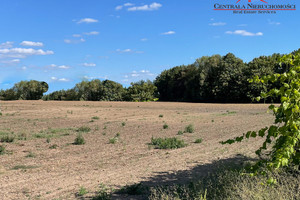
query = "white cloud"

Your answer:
(73, 34), (81, 37)
(115, 5), (123, 10)
(84, 31), (99, 35)
(77, 18), (98, 24)
(225, 30), (263, 36)
(128, 2), (162, 11)
(1, 59), (20, 64)
(0, 48), (54, 58)
(238, 24), (248, 27)
(20, 41), (44, 47)
(21, 66), (27, 70)
(83, 63), (96, 67)
(64, 38), (85, 44)
(161, 31), (176, 35)
(123, 70), (155, 82)
(51, 77), (70, 82)
(58, 65), (70, 69)
(116, 49), (143, 54)
(124, 3), (134, 7)
(268, 20), (280, 25)
(0, 41), (13, 48)
(141, 38), (148, 41)
(209, 22), (226, 26)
